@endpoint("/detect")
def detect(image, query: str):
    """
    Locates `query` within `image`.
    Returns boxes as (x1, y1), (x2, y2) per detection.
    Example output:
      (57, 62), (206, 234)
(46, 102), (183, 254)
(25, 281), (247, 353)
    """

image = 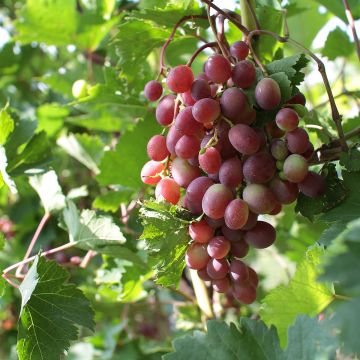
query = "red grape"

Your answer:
(243, 152), (276, 184)
(269, 177), (298, 204)
(228, 124), (260, 155)
(207, 236), (231, 259)
(224, 199), (249, 230)
(166, 125), (183, 154)
(231, 60), (256, 88)
(242, 211), (258, 230)
(204, 54), (232, 83)
(298, 171), (326, 198)
(219, 157), (243, 188)
(144, 80), (163, 101)
(189, 220), (215, 244)
(207, 258), (230, 279)
(244, 221), (276, 249)
(202, 184), (234, 219)
(220, 87), (249, 123)
(213, 276), (231, 293)
(155, 177), (180, 204)
(233, 283), (257, 304)
(185, 243), (210, 270)
(156, 95), (176, 126)
(171, 157), (200, 188)
(255, 78), (281, 110)
(199, 147), (222, 174)
(175, 135), (200, 159)
(230, 260), (249, 282)
(175, 106), (202, 135)
(287, 92), (306, 106)
(192, 98), (221, 124)
(286, 127), (310, 154)
(191, 79), (211, 100)
(181, 90), (196, 106)
(275, 108), (299, 132)
(231, 241), (250, 258)
(166, 65), (194, 93)
(147, 135), (169, 161)
(283, 154), (308, 183)
(271, 139), (289, 160)
(141, 160), (164, 185)
(230, 41), (249, 60)
(242, 184), (276, 214)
